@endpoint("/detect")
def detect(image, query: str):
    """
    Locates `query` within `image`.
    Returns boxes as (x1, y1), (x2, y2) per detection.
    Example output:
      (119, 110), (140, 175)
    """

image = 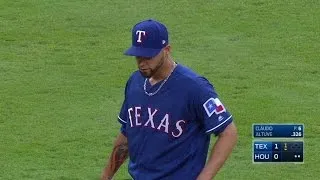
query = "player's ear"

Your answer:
(164, 45), (171, 55)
